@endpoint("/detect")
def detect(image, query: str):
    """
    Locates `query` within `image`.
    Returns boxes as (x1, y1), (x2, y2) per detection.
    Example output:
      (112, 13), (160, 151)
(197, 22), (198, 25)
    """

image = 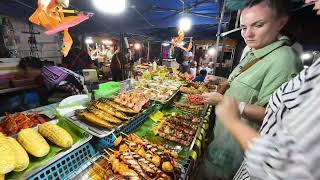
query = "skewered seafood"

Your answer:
(76, 111), (113, 129)
(187, 94), (205, 105)
(161, 121), (195, 136)
(88, 106), (122, 124)
(120, 146), (171, 180)
(113, 92), (149, 112)
(127, 134), (179, 160)
(166, 117), (198, 130)
(107, 154), (140, 179)
(155, 129), (190, 146)
(175, 102), (203, 115)
(117, 151), (151, 179)
(175, 114), (200, 123)
(93, 102), (129, 120)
